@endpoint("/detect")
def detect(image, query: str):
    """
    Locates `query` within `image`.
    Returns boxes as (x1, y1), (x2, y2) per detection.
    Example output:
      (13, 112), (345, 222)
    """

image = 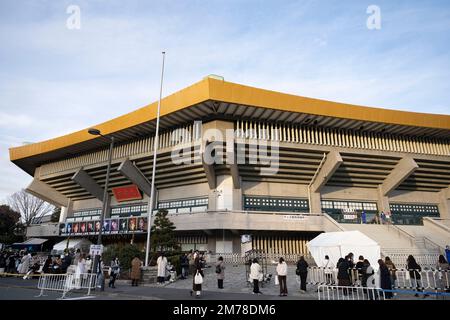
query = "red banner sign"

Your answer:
(112, 185), (142, 202)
